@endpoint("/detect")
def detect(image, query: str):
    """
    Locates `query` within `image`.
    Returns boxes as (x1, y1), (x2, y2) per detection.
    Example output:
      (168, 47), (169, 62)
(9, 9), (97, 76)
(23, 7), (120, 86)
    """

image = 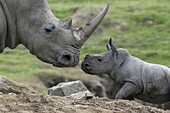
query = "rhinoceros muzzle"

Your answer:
(81, 61), (91, 71)
(81, 56), (93, 72)
(52, 52), (80, 67)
